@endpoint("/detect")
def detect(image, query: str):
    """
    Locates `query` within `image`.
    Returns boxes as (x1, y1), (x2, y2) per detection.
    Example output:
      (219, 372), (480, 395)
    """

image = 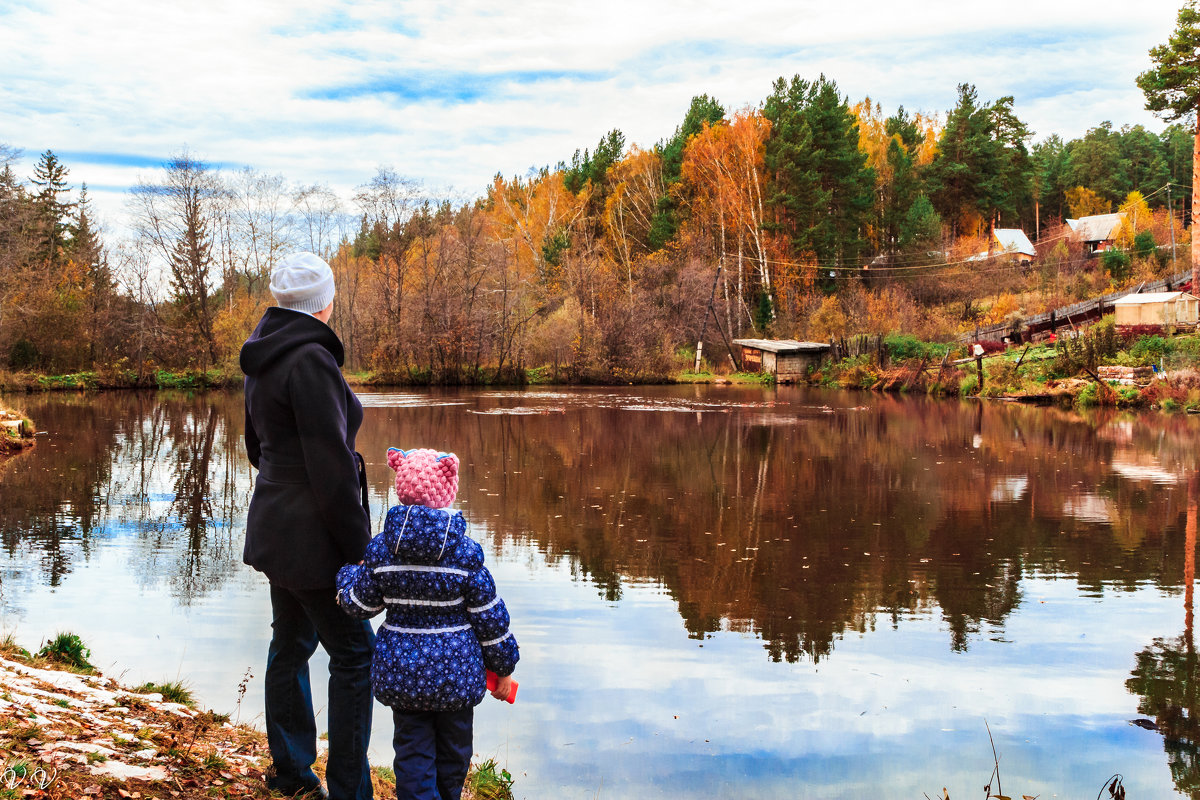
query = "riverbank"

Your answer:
(0, 364), (778, 394)
(812, 320), (1200, 410)
(0, 634), (512, 800)
(5, 318), (1198, 410)
(0, 405), (33, 454)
